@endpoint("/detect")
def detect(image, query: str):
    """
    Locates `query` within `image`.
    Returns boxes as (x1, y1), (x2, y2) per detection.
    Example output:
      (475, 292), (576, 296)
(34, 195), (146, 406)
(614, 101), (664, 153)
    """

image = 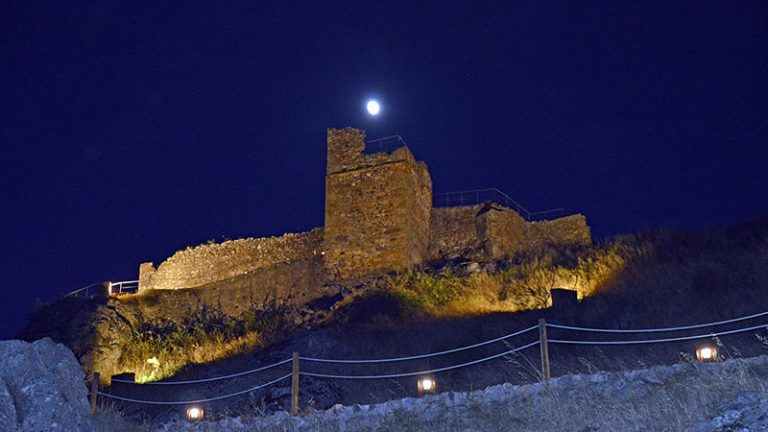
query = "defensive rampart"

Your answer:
(429, 205), (486, 260)
(136, 127), (590, 297)
(429, 204), (590, 261)
(138, 229), (323, 291)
